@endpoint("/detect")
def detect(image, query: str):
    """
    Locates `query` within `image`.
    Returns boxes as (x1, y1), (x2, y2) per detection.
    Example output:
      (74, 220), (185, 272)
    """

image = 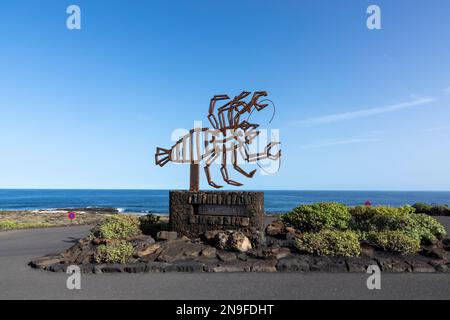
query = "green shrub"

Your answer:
(413, 203), (450, 216)
(93, 215), (141, 239)
(412, 203), (433, 214)
(367, 231), (420, 254)
(295, 230), (361, 257)
(0, 220), (19, 230)
(354, 230), (369, 242)
(432, 205), (450, 216)
(94, 240), (135, 264)
(0, 220), (52, 231)
(282, 202), (351, 232)
(139, 214), (167, 235)
(349, 205), (414, 232)
(403, 213), (446, 244)
(281, 202), (447, 257)
(349, 205), (446, 244)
